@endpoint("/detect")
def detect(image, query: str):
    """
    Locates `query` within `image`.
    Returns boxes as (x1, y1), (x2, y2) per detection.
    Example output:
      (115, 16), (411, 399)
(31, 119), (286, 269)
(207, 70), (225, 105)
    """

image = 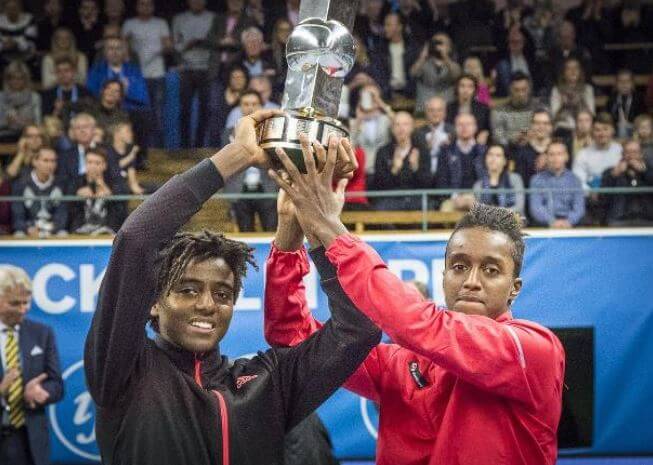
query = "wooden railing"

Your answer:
(340, 210), (464, 233)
